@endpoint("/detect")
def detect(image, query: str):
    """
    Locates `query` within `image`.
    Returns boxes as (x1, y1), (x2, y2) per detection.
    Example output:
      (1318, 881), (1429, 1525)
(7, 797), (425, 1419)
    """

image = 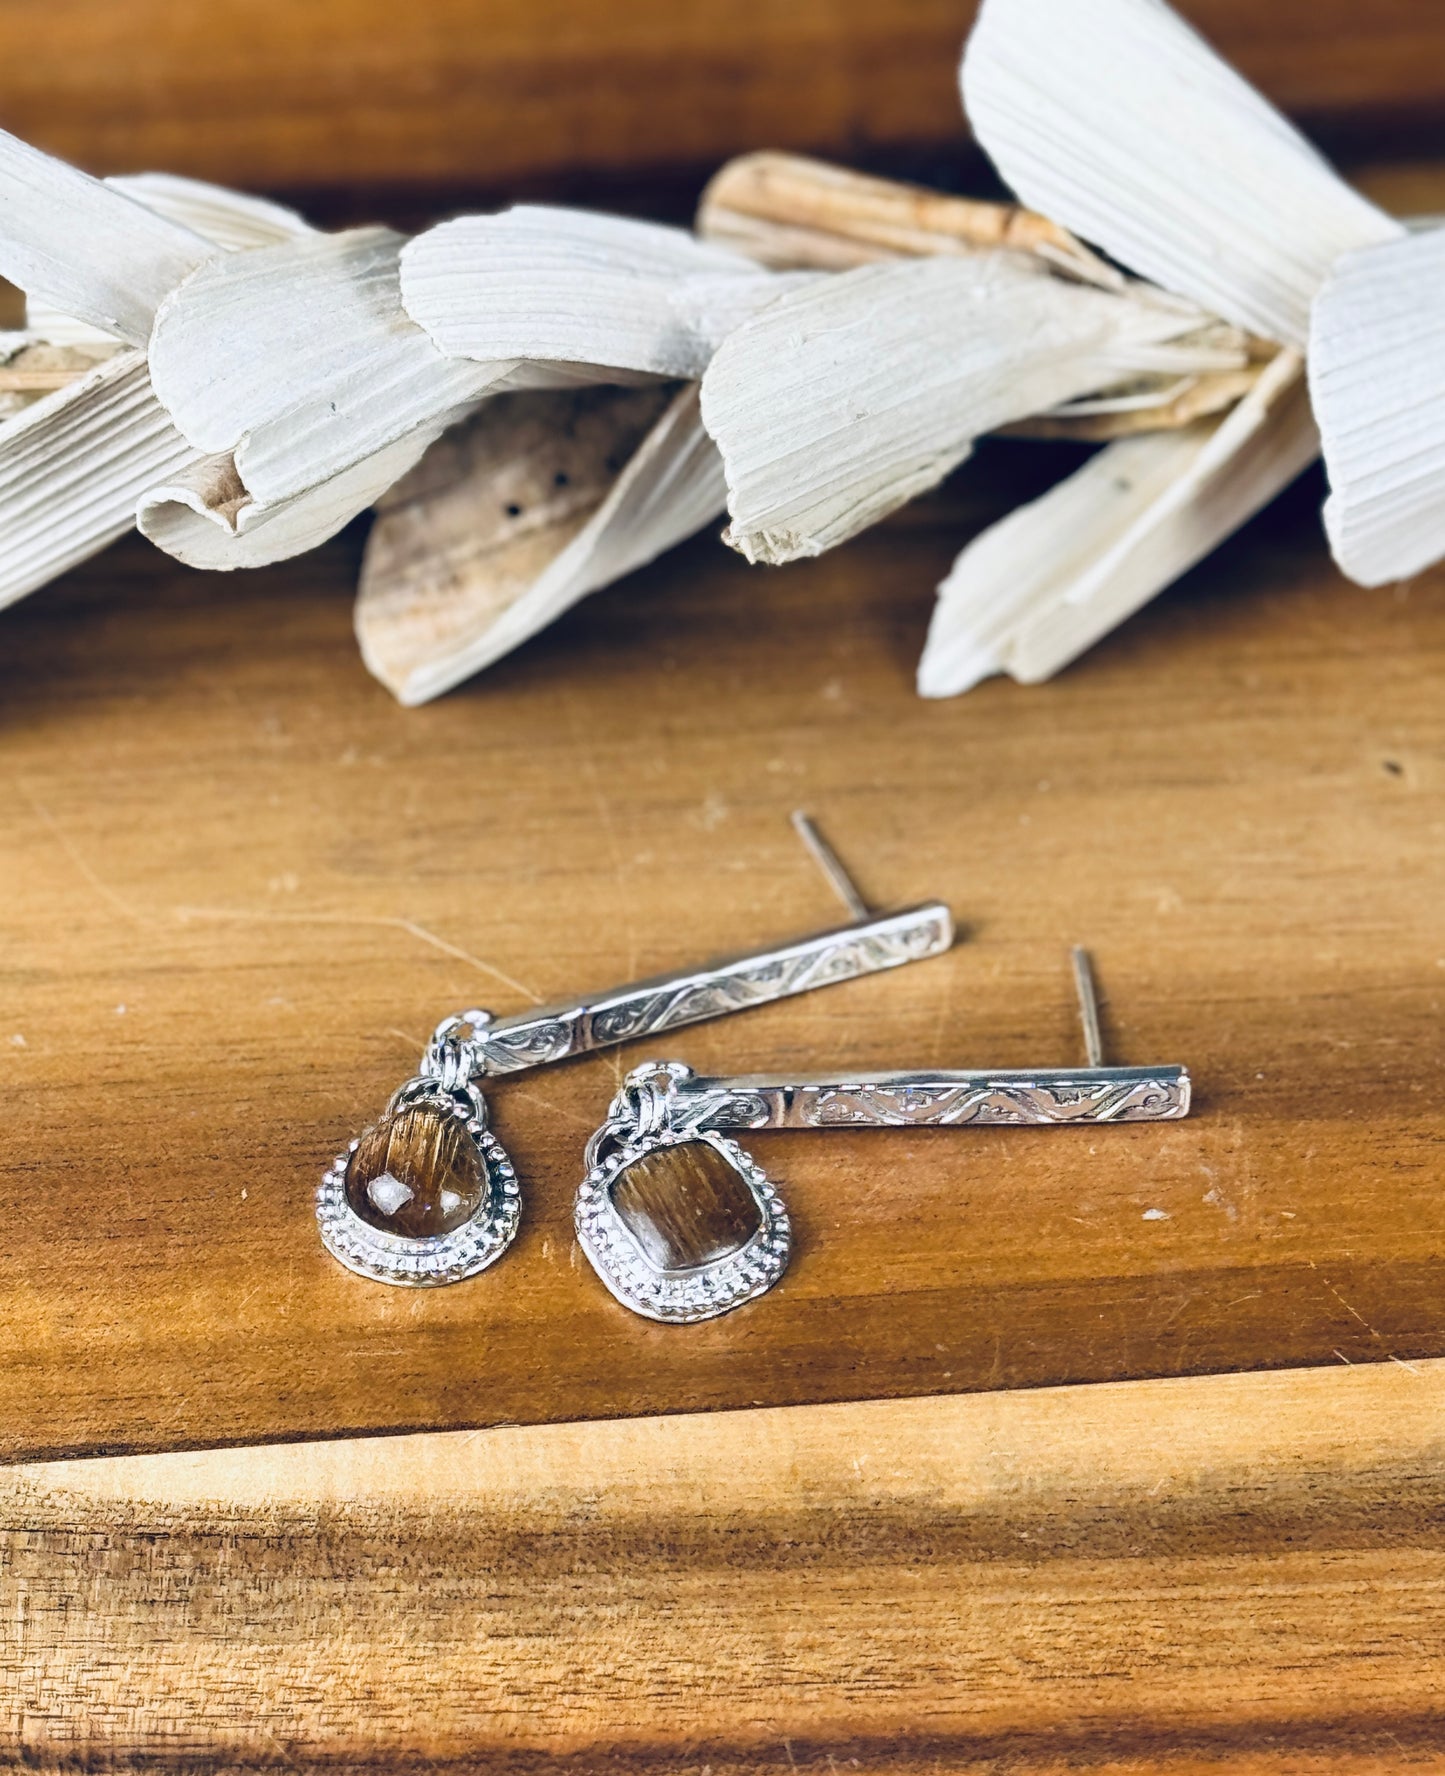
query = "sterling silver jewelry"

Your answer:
(317, 816), (954, 1286)
(574, 948), (1191, 1323)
